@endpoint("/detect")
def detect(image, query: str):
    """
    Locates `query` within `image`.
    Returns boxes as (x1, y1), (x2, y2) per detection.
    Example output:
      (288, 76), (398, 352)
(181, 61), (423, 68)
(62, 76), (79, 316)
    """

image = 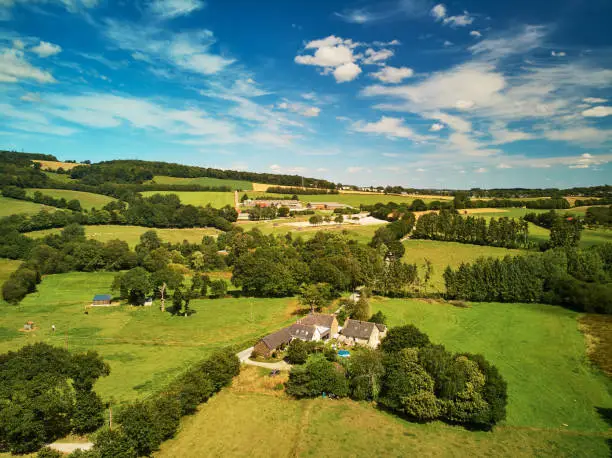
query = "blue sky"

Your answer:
(1, 0), (611, 188)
